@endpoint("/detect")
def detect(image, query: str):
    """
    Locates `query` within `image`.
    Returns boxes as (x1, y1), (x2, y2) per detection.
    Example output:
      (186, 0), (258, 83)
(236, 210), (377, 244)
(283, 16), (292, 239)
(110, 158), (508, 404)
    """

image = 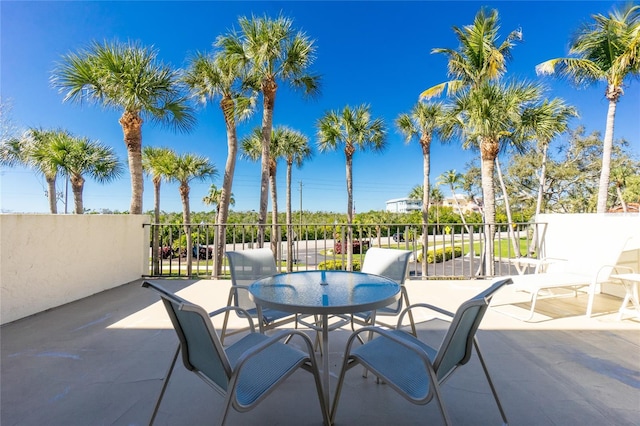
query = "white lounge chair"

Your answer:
(496, 235), (634, 321)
